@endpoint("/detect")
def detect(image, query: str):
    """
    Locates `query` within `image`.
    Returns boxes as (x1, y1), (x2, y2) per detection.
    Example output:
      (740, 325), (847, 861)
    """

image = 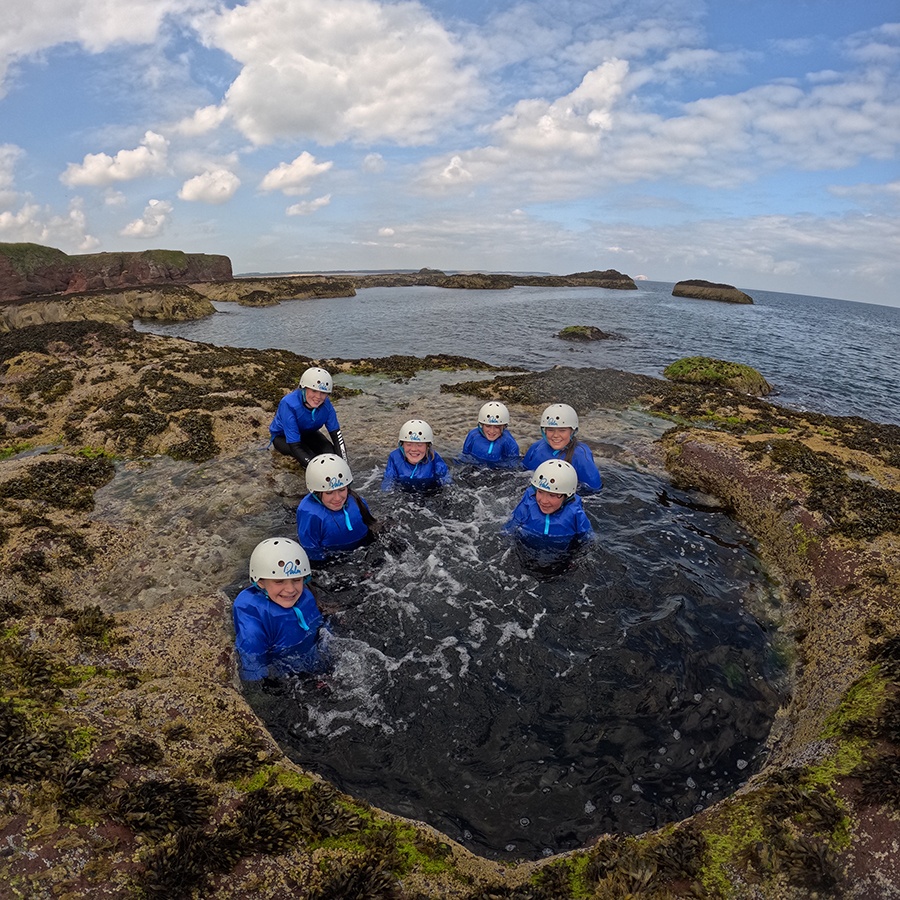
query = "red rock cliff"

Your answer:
(0, 243), (233, 301)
